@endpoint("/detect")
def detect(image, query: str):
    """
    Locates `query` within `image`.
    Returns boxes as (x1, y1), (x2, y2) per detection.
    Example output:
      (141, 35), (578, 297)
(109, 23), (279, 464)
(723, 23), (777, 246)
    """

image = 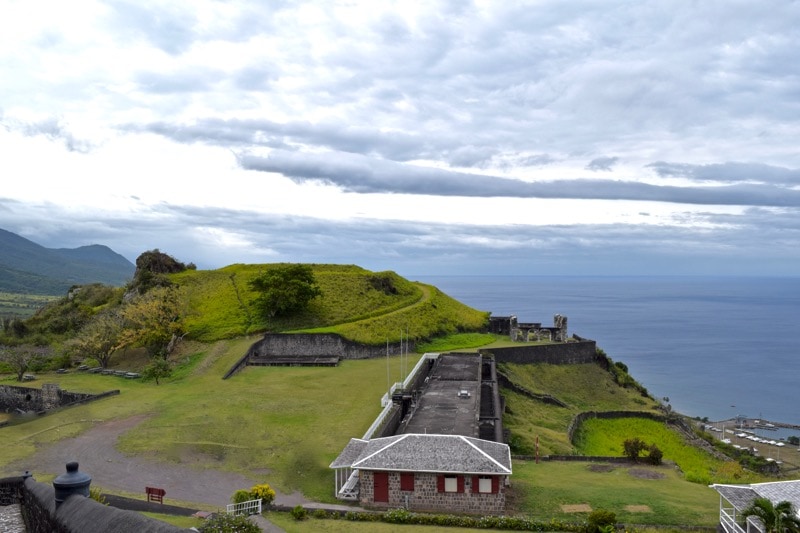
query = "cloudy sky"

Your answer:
(1, 0), (799, 276)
